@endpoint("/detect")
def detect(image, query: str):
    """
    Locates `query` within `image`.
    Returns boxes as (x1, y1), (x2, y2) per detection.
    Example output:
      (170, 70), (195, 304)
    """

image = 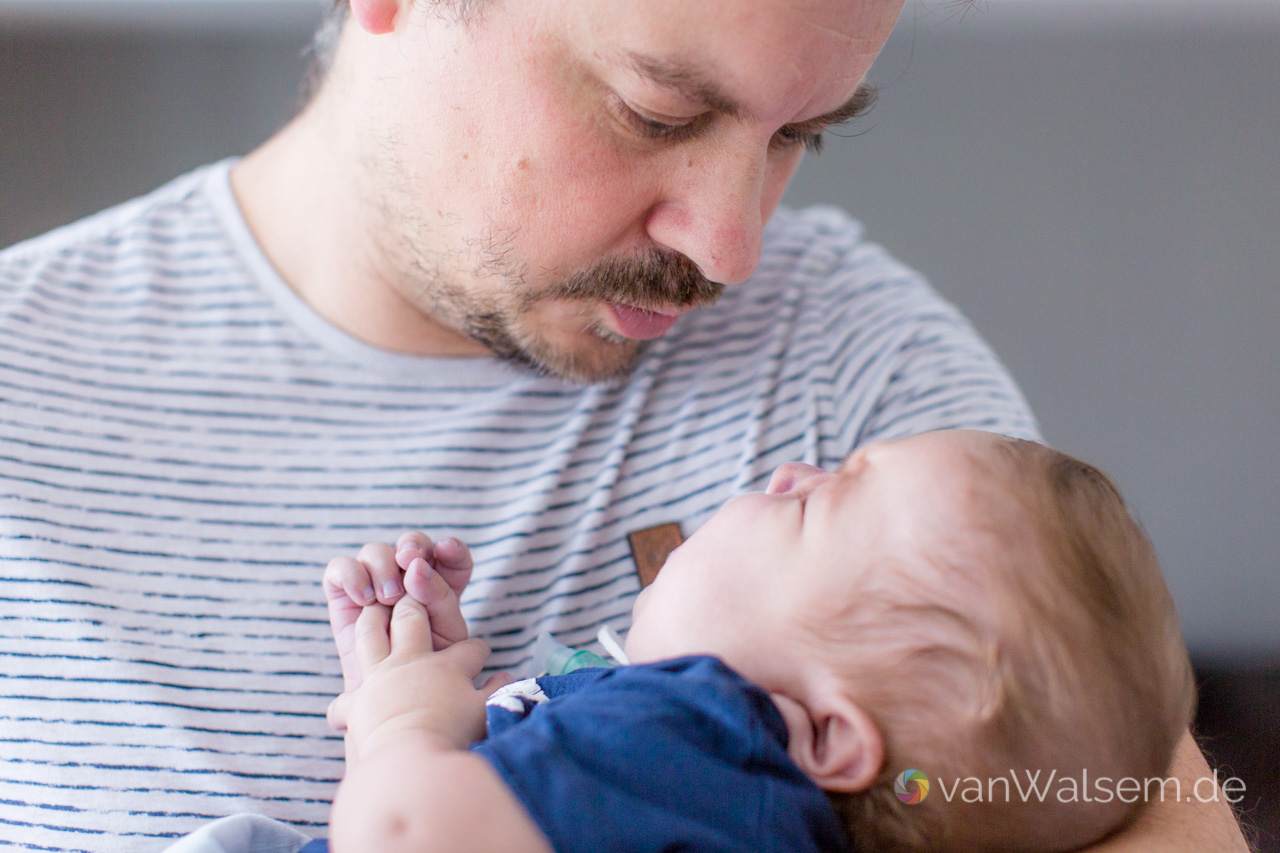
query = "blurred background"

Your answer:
(2, 0), (1277, 846)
